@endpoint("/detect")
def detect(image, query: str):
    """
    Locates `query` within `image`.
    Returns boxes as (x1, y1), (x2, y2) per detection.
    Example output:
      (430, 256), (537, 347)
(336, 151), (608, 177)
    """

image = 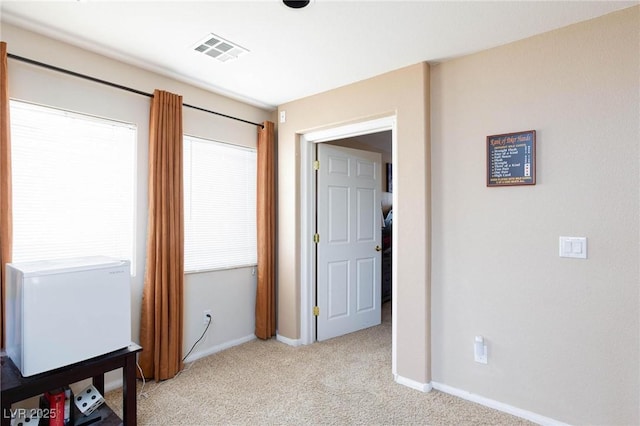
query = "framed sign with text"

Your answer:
(486, 130), (536, 187)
